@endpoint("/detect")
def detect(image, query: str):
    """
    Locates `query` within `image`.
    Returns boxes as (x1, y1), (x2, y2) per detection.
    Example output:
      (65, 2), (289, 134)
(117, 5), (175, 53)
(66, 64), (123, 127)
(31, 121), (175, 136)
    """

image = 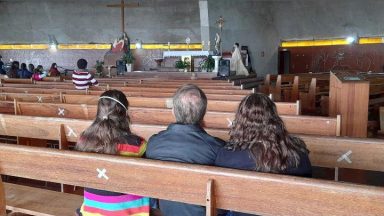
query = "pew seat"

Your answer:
(4, 183), (82, 216)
